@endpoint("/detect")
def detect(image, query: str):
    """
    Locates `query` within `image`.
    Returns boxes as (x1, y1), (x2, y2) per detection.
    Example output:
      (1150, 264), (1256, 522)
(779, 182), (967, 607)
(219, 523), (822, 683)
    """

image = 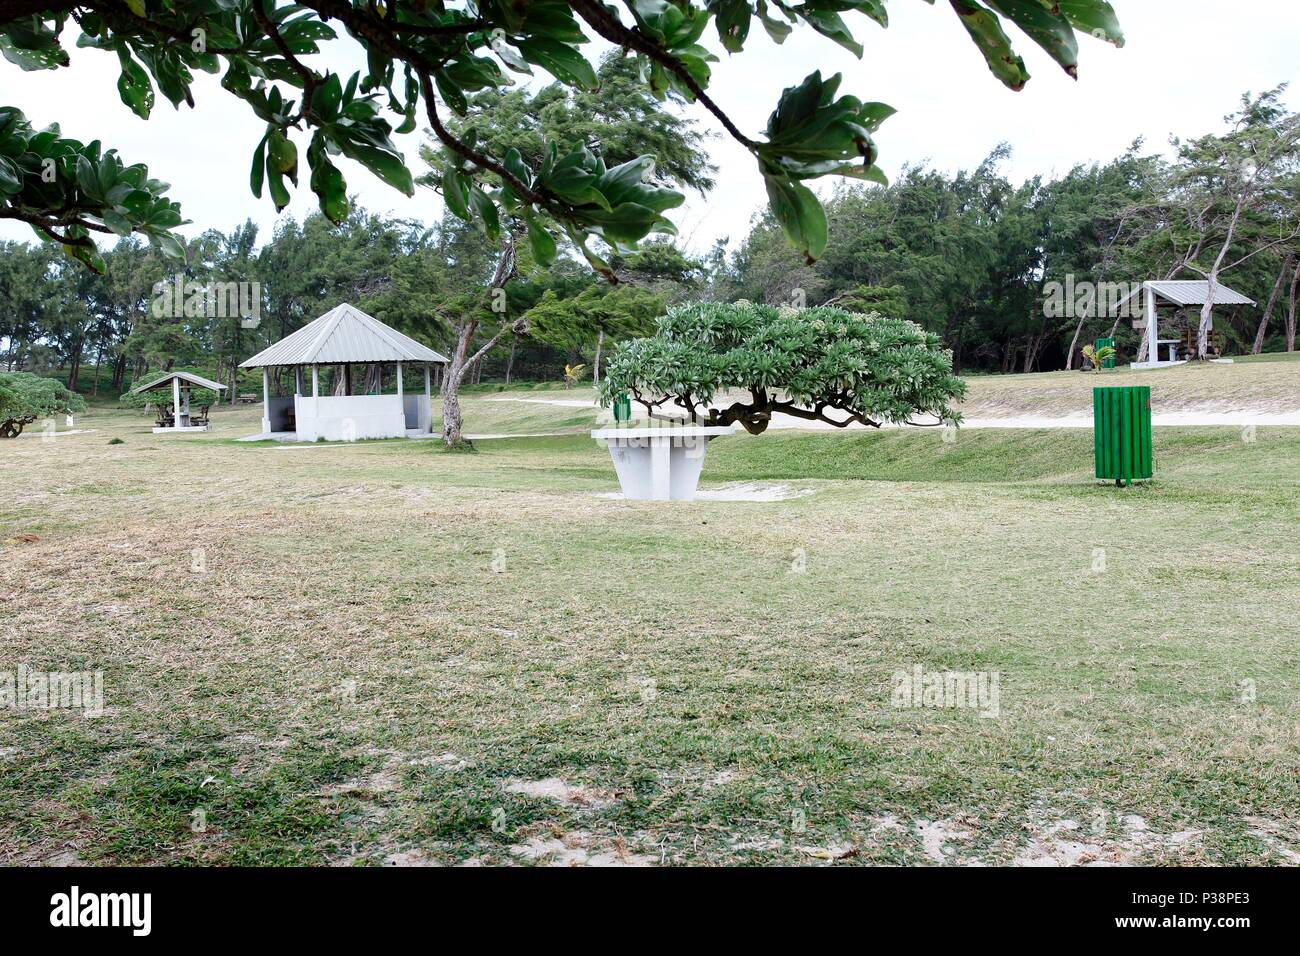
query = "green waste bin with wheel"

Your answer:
(1093, 386), (1152, 486)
